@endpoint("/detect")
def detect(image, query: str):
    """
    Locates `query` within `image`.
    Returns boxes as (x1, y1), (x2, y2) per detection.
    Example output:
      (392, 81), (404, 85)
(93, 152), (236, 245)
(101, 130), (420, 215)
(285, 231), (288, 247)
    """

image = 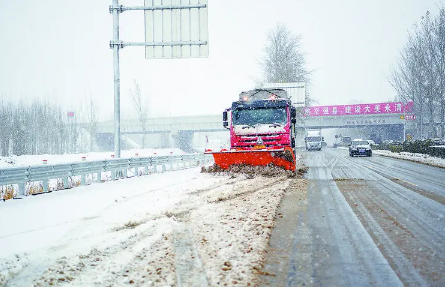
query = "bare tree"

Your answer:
(0, 100), (13, 156)
(130, 80), (149, 148)
(84, 95), (99, 152)
(260, 24), (312, 105)
(419, 12), (438, 137)
(390, 7), (445, 139)
(0, 98), (80, 156)
(433, 7), (445, 137)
